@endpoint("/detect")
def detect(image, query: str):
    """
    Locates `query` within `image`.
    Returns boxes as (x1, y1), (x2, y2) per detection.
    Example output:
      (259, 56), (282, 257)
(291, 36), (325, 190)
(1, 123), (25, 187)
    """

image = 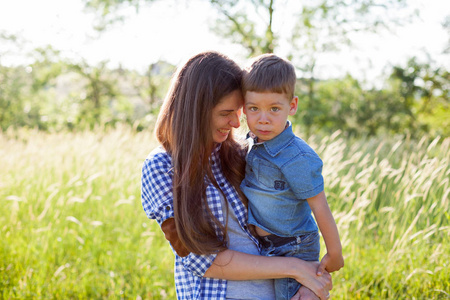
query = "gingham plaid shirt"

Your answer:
(141, 144), (259, 299)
